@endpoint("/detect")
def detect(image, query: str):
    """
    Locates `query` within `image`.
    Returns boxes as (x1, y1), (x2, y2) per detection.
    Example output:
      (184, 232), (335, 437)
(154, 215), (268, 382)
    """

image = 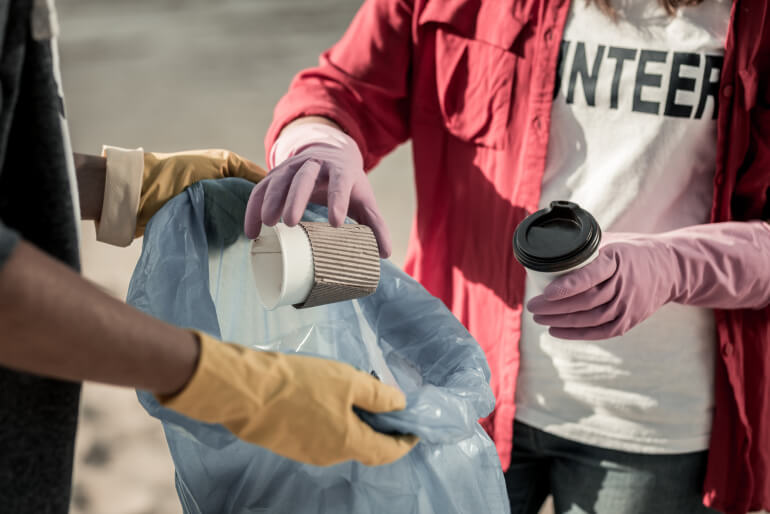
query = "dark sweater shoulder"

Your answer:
(0, 1), (83, 512)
